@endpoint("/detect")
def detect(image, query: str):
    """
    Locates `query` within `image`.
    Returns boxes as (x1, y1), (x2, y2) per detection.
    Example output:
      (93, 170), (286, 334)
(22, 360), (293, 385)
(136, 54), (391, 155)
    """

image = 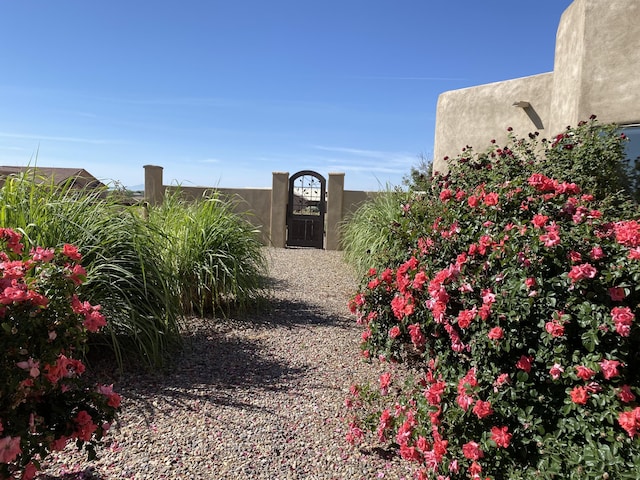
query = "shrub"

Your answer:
(0, 229), (119, 479)
(340, 188), (410, 278)
(346, 119), (640, 479)
(0, 174), (182, 369)
(148, 189), (267, 316)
